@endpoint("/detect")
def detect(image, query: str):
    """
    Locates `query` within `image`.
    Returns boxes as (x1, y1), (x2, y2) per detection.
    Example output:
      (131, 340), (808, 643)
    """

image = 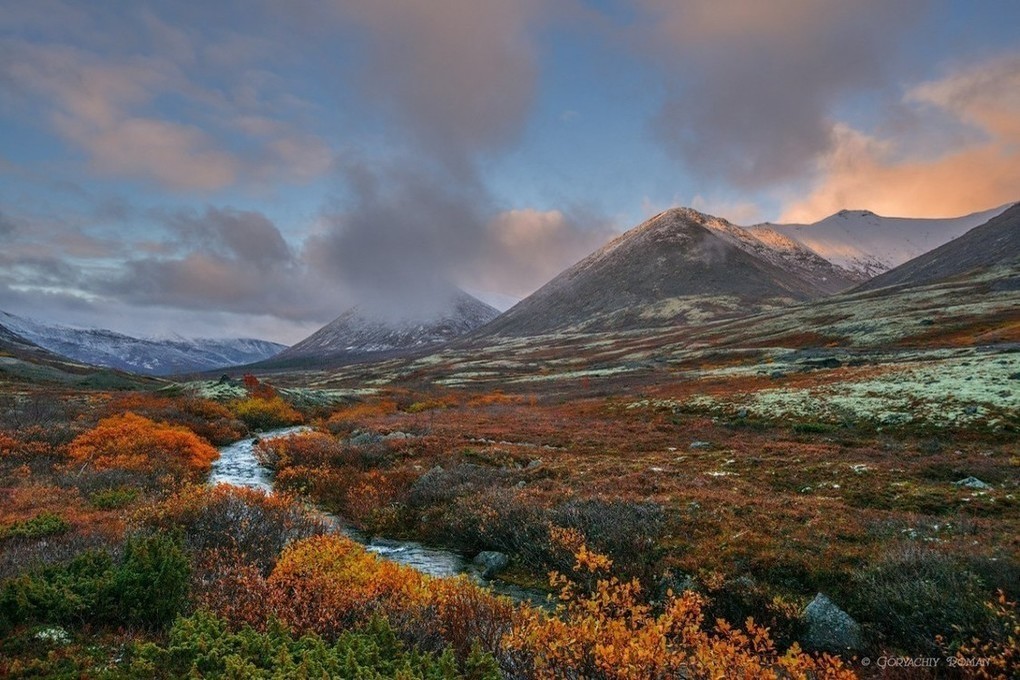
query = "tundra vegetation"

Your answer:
(1, 331), (1017, 679)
